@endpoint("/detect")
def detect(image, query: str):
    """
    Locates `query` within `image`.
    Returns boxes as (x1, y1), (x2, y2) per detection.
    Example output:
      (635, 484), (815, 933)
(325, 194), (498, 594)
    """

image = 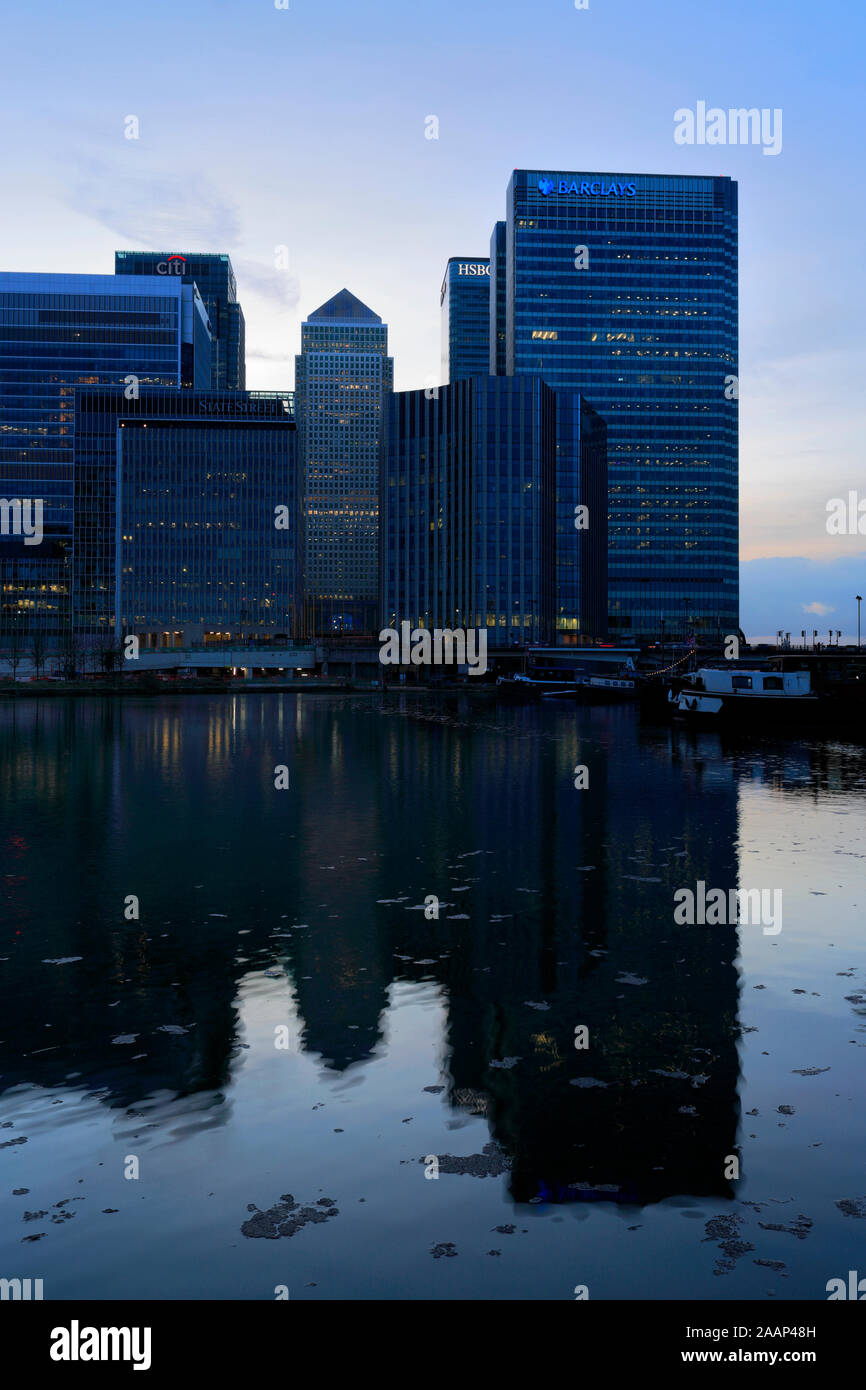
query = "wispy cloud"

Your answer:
(66, 158), (242, 247)
(233, 259), (300, 310)
(247, 347), (291, 363)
